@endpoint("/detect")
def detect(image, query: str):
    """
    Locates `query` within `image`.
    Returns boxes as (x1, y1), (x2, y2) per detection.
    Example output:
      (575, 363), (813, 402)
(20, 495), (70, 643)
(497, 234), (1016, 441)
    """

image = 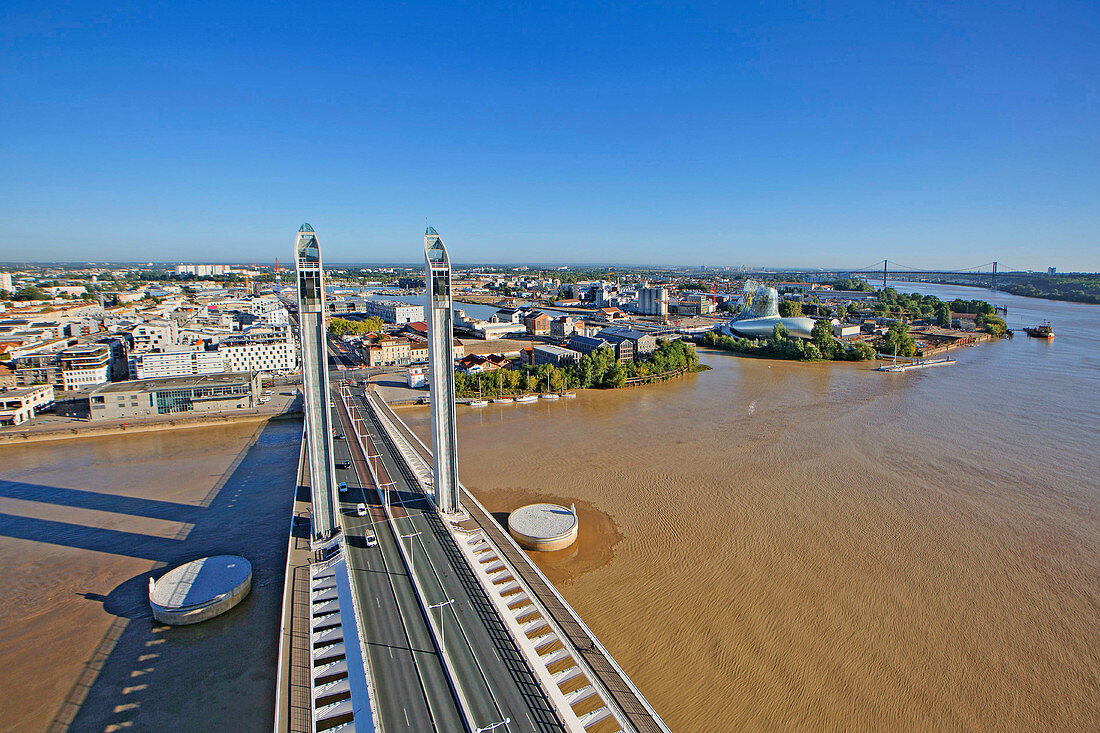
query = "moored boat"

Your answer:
(1023, 321), (1054, 338)
(469, 376), (488, 407)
